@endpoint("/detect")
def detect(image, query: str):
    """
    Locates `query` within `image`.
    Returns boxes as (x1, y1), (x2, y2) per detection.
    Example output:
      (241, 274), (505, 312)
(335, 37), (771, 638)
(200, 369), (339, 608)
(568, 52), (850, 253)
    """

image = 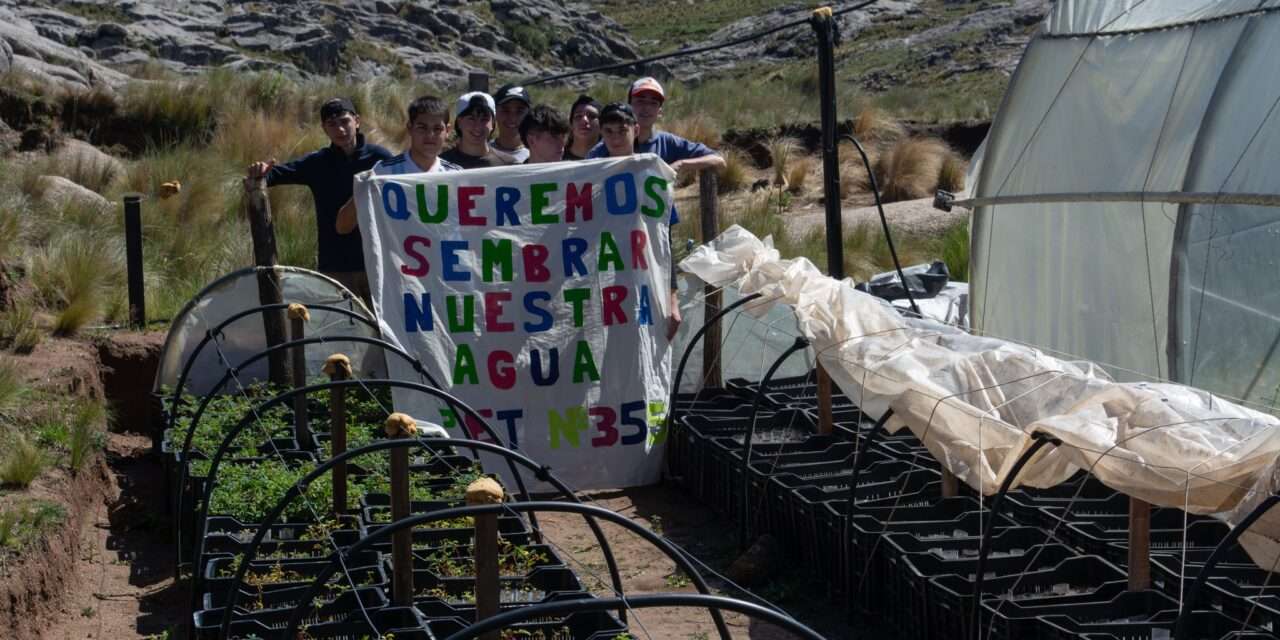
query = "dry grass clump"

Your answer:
(768, 137), (794, 188)
(717, 150), (750, 194)
(852, 106), (905, 143)
(666, 113), (720, 148)
(29, 231), (125, 335)
(873, 137), (951, 203)
(0, 435), (46, 488)
(938, 153), (967, 193)
(0, 297), (44, 354)
(786, 154), (813, 194)
(214, 109), (308, 169)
